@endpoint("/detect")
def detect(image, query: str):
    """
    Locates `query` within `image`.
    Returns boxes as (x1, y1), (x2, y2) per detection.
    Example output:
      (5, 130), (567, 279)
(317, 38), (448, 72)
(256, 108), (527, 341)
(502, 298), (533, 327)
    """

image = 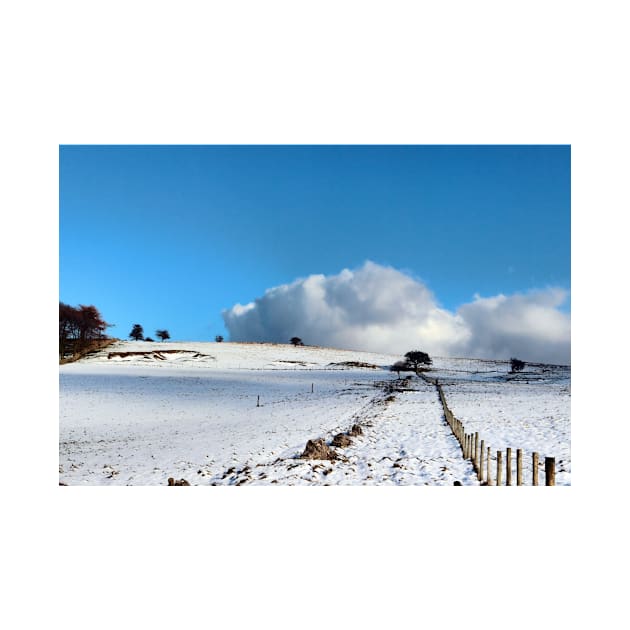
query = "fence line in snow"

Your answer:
(420, 375), (556, 486)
